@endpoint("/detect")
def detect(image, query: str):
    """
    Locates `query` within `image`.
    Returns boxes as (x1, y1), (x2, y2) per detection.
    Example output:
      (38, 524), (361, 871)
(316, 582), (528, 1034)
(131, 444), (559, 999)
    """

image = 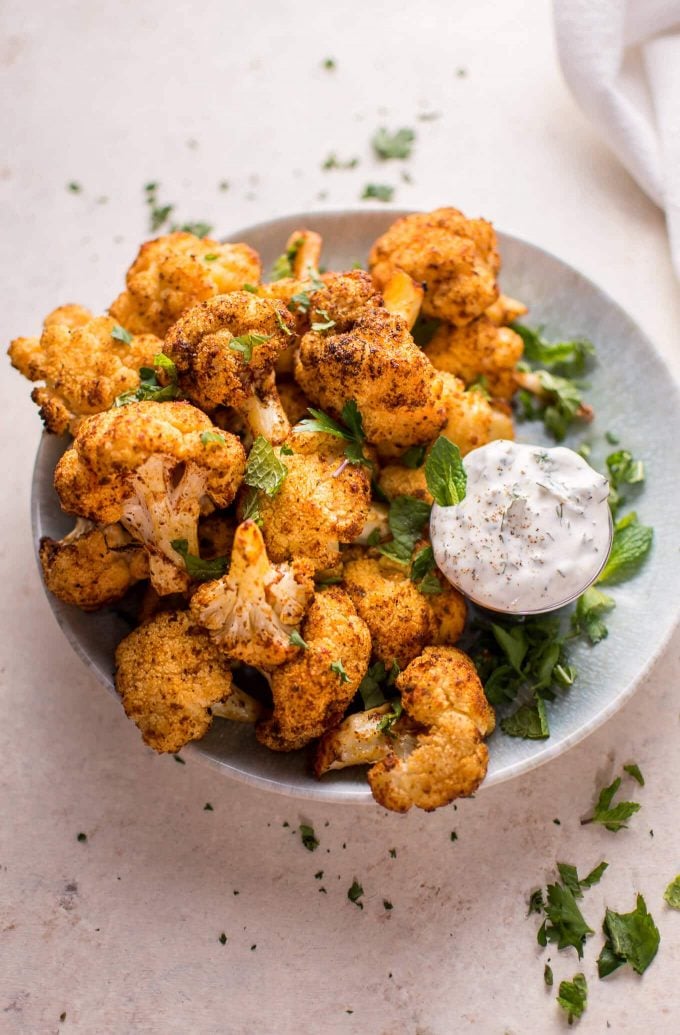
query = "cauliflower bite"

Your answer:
(256, 586), (371, 751)
(425, 315), (524, 400)
(164, 291), (294, 443)
(439, 371), (514, 455)
(316, 646), (495, 812)
(39, 518), (149, 611)
(190, 520), (315, 669)
(369, 207), (500, 325)
(377, 463), (432, 504)
(250, 432), (372, 574)
(485, 294), (528, 327)
(54, 401), (246, 594)
(109, 231), (261, 337)
(8, 306), (161, 435)
(295, 308), (446, 452)
(342, 556), (466, 668)
(115, 610), (263, 754)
